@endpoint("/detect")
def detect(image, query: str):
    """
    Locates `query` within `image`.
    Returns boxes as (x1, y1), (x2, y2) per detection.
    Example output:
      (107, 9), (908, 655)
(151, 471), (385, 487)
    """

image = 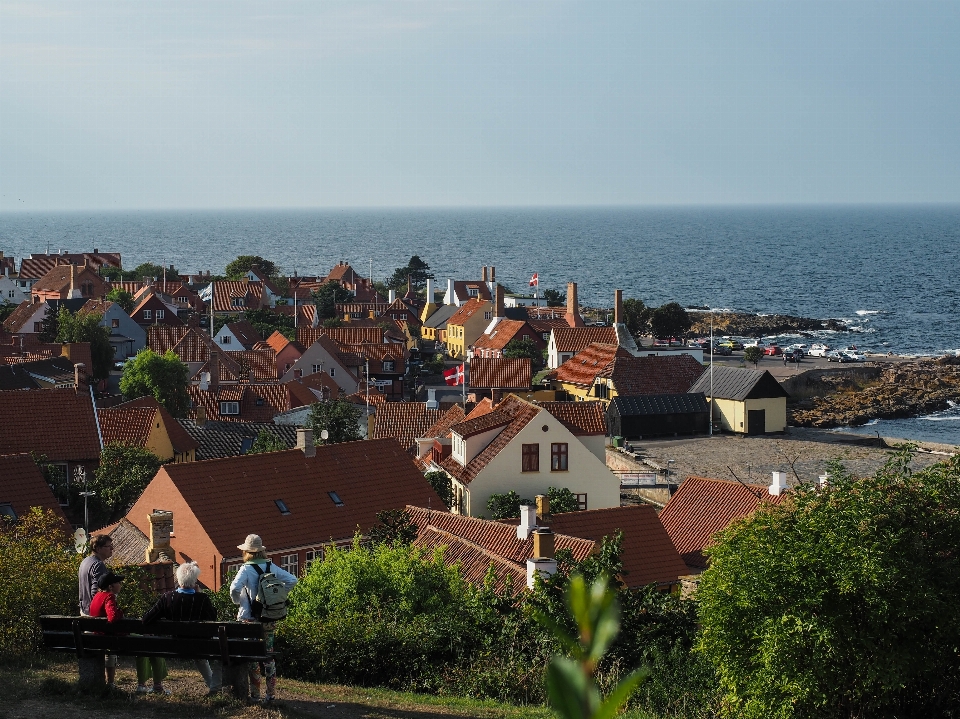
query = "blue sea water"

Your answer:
(1, 205), (958, 442)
